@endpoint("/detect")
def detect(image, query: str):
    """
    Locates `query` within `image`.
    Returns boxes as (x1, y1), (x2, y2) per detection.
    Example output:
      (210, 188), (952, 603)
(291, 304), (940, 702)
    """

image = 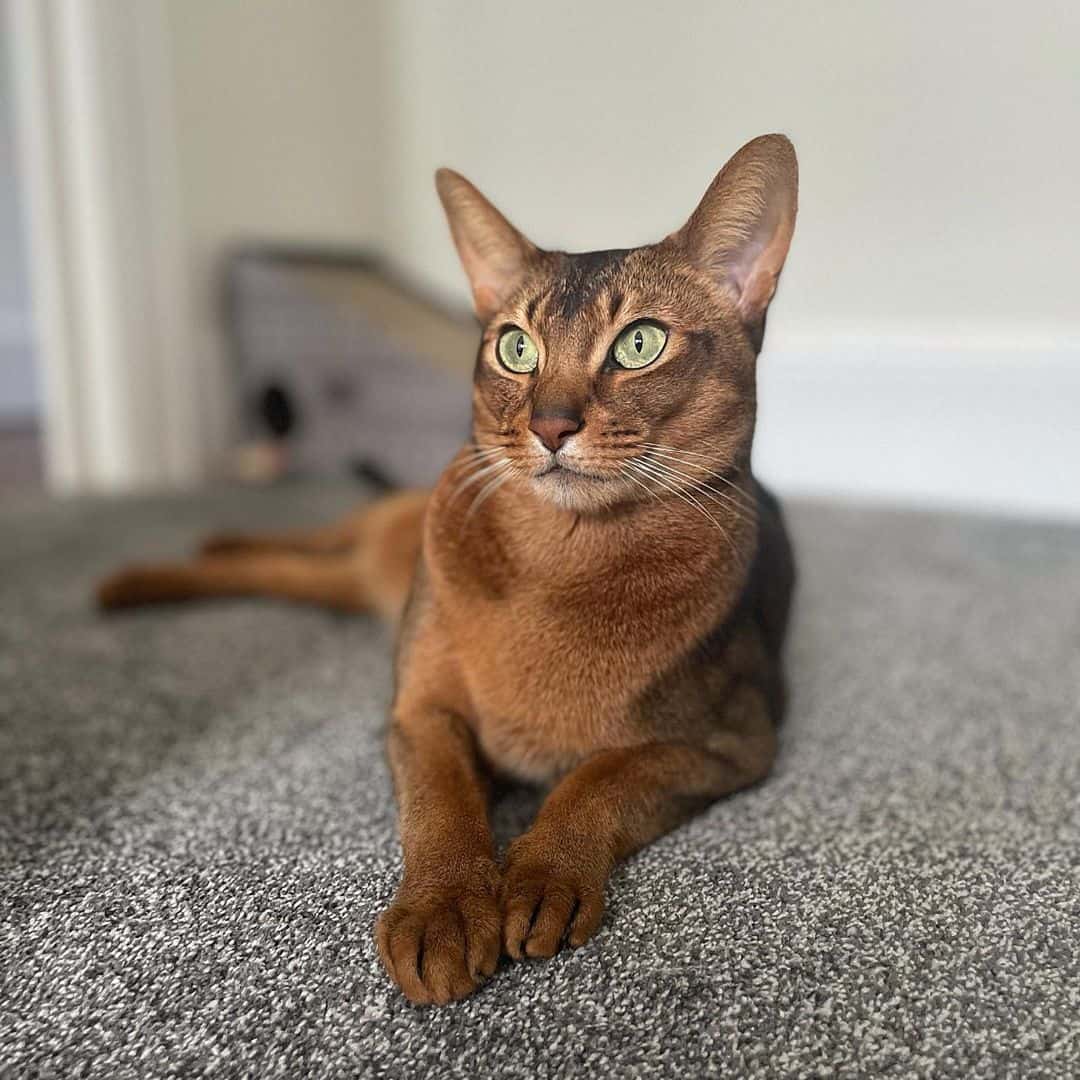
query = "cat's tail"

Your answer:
(95, 489), (429, 624)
